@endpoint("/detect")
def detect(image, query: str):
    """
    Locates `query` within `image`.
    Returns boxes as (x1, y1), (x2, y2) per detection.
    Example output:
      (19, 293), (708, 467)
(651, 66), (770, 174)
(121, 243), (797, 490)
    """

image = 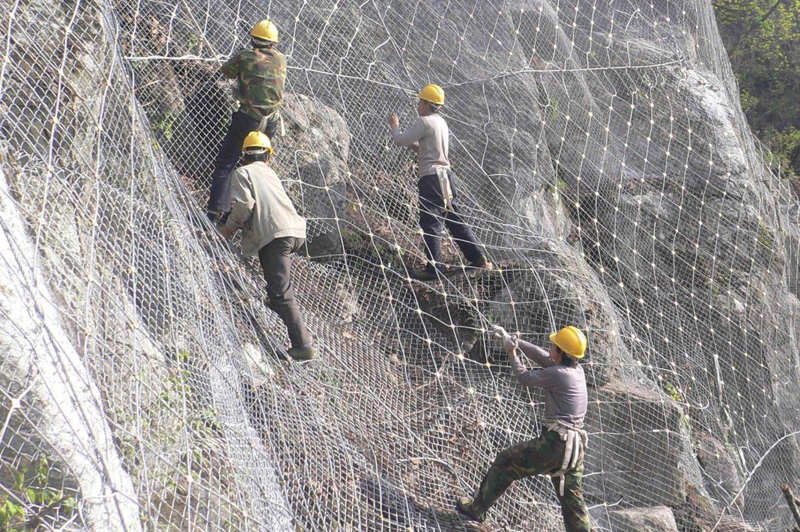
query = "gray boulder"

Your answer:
(608, 506), (679, 532)
(693, 432), (746, 511)
(274, 93), (352, 259)
(584, 380), (700, 507)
